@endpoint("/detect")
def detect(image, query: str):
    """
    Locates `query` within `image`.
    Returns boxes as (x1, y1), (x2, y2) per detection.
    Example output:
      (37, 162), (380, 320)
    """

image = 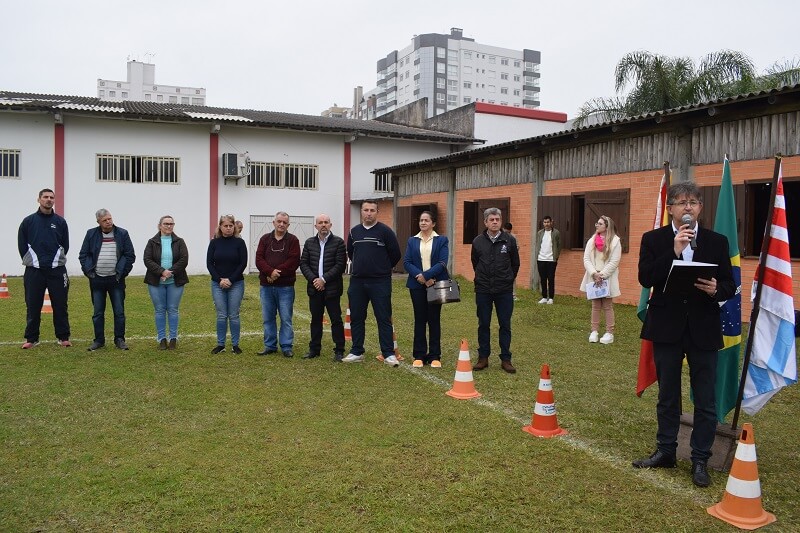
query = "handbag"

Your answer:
(586, 279), (610, 300)
(427, 279), (461, 304)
